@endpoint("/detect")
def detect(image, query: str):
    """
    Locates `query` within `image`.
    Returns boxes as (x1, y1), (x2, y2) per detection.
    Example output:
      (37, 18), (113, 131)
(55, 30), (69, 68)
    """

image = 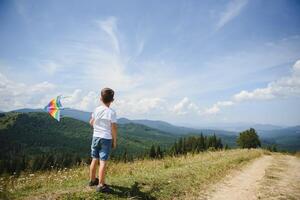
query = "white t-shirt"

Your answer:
(92, 105), (117, 139)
